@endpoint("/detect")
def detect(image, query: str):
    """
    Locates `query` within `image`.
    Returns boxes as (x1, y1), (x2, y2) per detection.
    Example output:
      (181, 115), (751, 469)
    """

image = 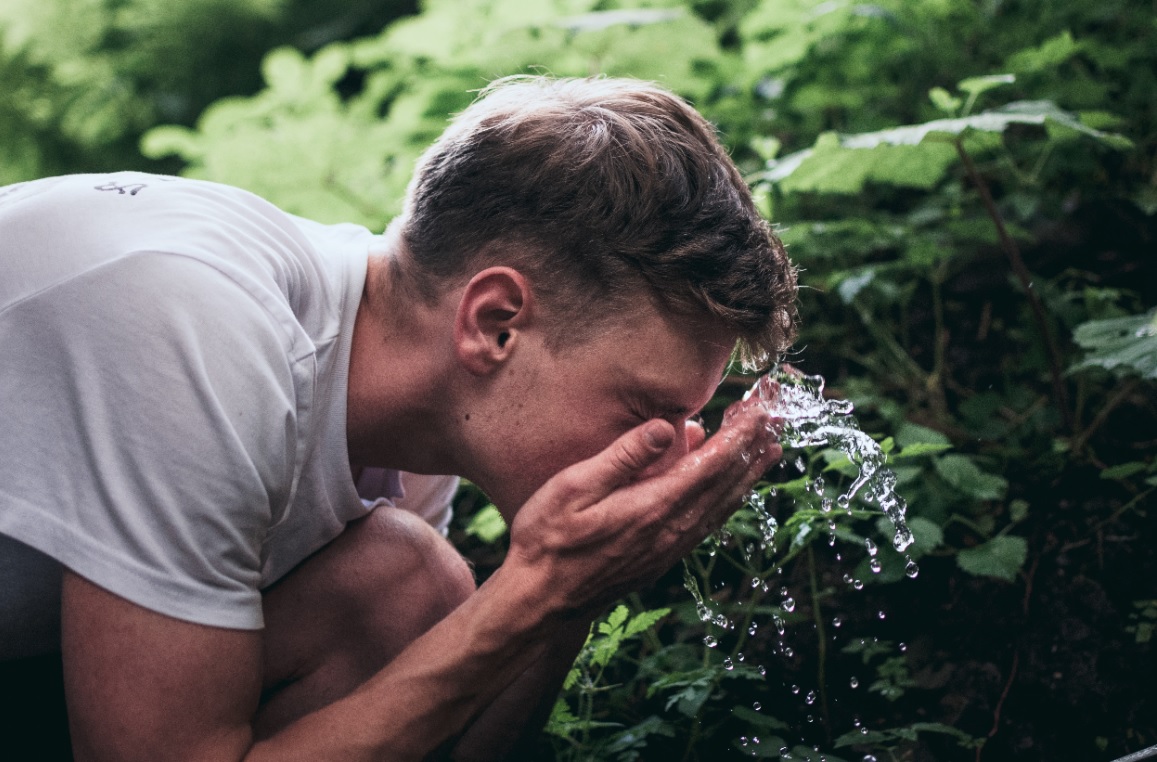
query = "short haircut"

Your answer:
(398, 75), (797, 369)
